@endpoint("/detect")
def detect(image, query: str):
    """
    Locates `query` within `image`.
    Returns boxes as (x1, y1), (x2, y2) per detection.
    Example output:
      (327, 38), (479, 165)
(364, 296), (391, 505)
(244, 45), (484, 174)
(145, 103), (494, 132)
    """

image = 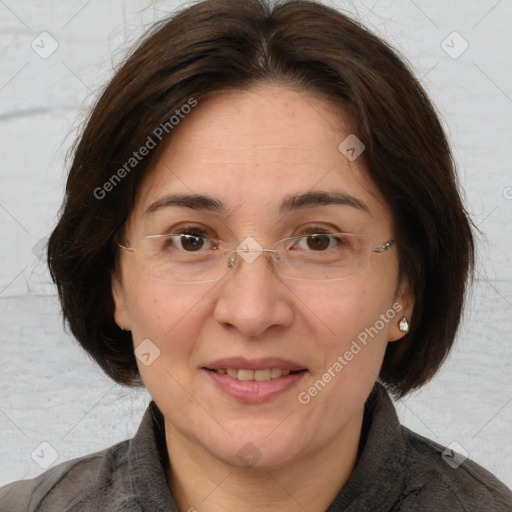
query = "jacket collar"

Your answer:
(128, 400), (177, 511)
(326, 382), (406, 511)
